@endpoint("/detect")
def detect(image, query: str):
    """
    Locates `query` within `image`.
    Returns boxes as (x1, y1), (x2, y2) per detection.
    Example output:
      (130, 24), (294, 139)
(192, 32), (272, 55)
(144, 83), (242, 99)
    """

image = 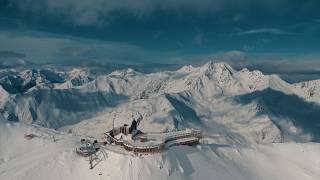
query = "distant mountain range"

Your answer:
(1, 61), (319, 145)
